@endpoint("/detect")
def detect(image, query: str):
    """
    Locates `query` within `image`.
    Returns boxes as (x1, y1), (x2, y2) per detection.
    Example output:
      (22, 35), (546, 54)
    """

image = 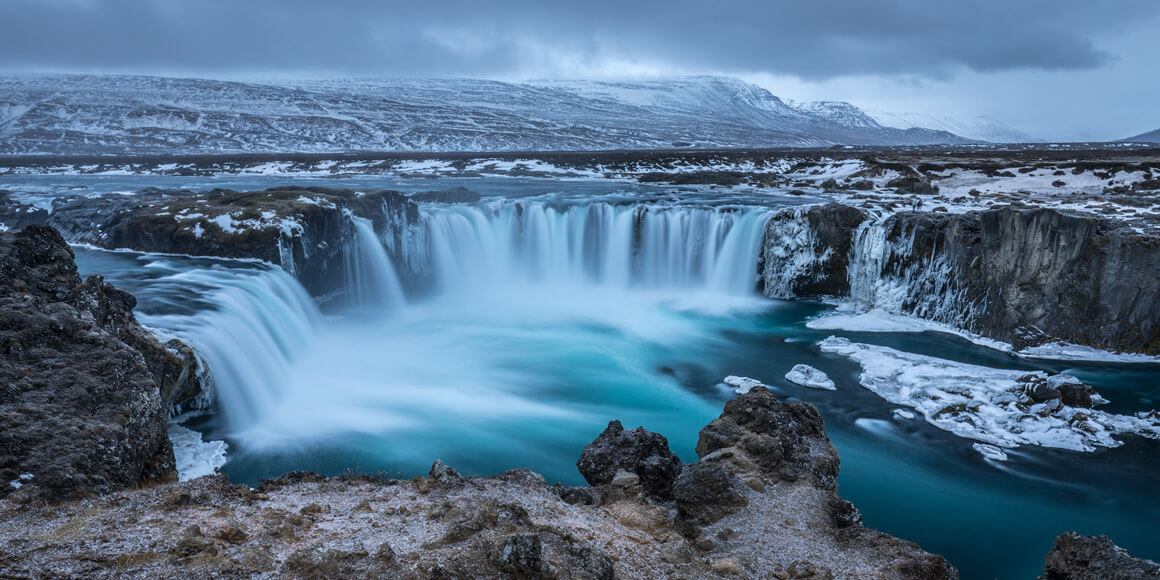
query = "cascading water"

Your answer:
(138, 266), (321, 430)
(403, 200), (773, 296)
(342, 215), (407, 312)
